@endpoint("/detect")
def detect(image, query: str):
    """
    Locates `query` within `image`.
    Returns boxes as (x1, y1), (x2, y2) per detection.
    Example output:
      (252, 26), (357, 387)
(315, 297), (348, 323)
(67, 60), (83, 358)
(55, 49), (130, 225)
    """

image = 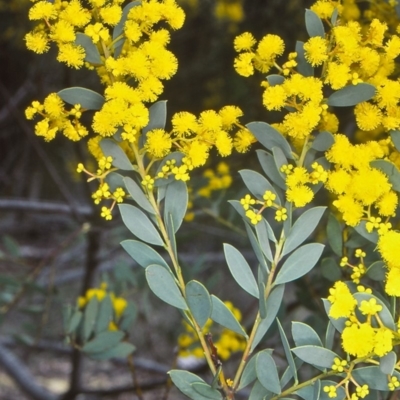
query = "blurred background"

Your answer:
(0, 1), (327, 399)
